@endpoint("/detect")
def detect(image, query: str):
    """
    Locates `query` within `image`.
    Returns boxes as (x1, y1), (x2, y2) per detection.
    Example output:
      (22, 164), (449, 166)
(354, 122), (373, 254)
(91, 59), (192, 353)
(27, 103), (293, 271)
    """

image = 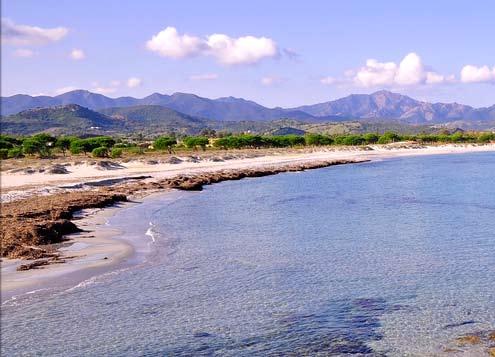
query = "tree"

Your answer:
(377, 132), (400, 144)
(154, 136), (177, 154)
(92, 147), (108, 158)
(32, 133), (56, 147)
(23, 137), (49, 157)
(341, 135), (365, 146)
(69, 136), (115, 155)
(183, 136), (209, 150)
(363, 133), (379, 144)
(70, 139), (91, 155)
(110, 148), (123, 158)
(55, 136), (76, 156)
